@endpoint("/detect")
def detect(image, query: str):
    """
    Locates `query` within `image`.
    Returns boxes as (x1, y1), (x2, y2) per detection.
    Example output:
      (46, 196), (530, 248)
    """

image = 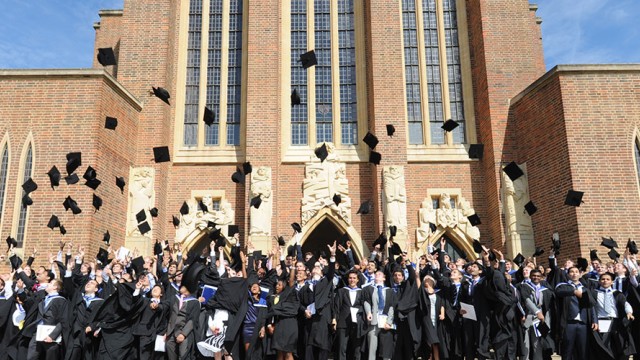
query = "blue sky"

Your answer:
(0, 0), (638, 70)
